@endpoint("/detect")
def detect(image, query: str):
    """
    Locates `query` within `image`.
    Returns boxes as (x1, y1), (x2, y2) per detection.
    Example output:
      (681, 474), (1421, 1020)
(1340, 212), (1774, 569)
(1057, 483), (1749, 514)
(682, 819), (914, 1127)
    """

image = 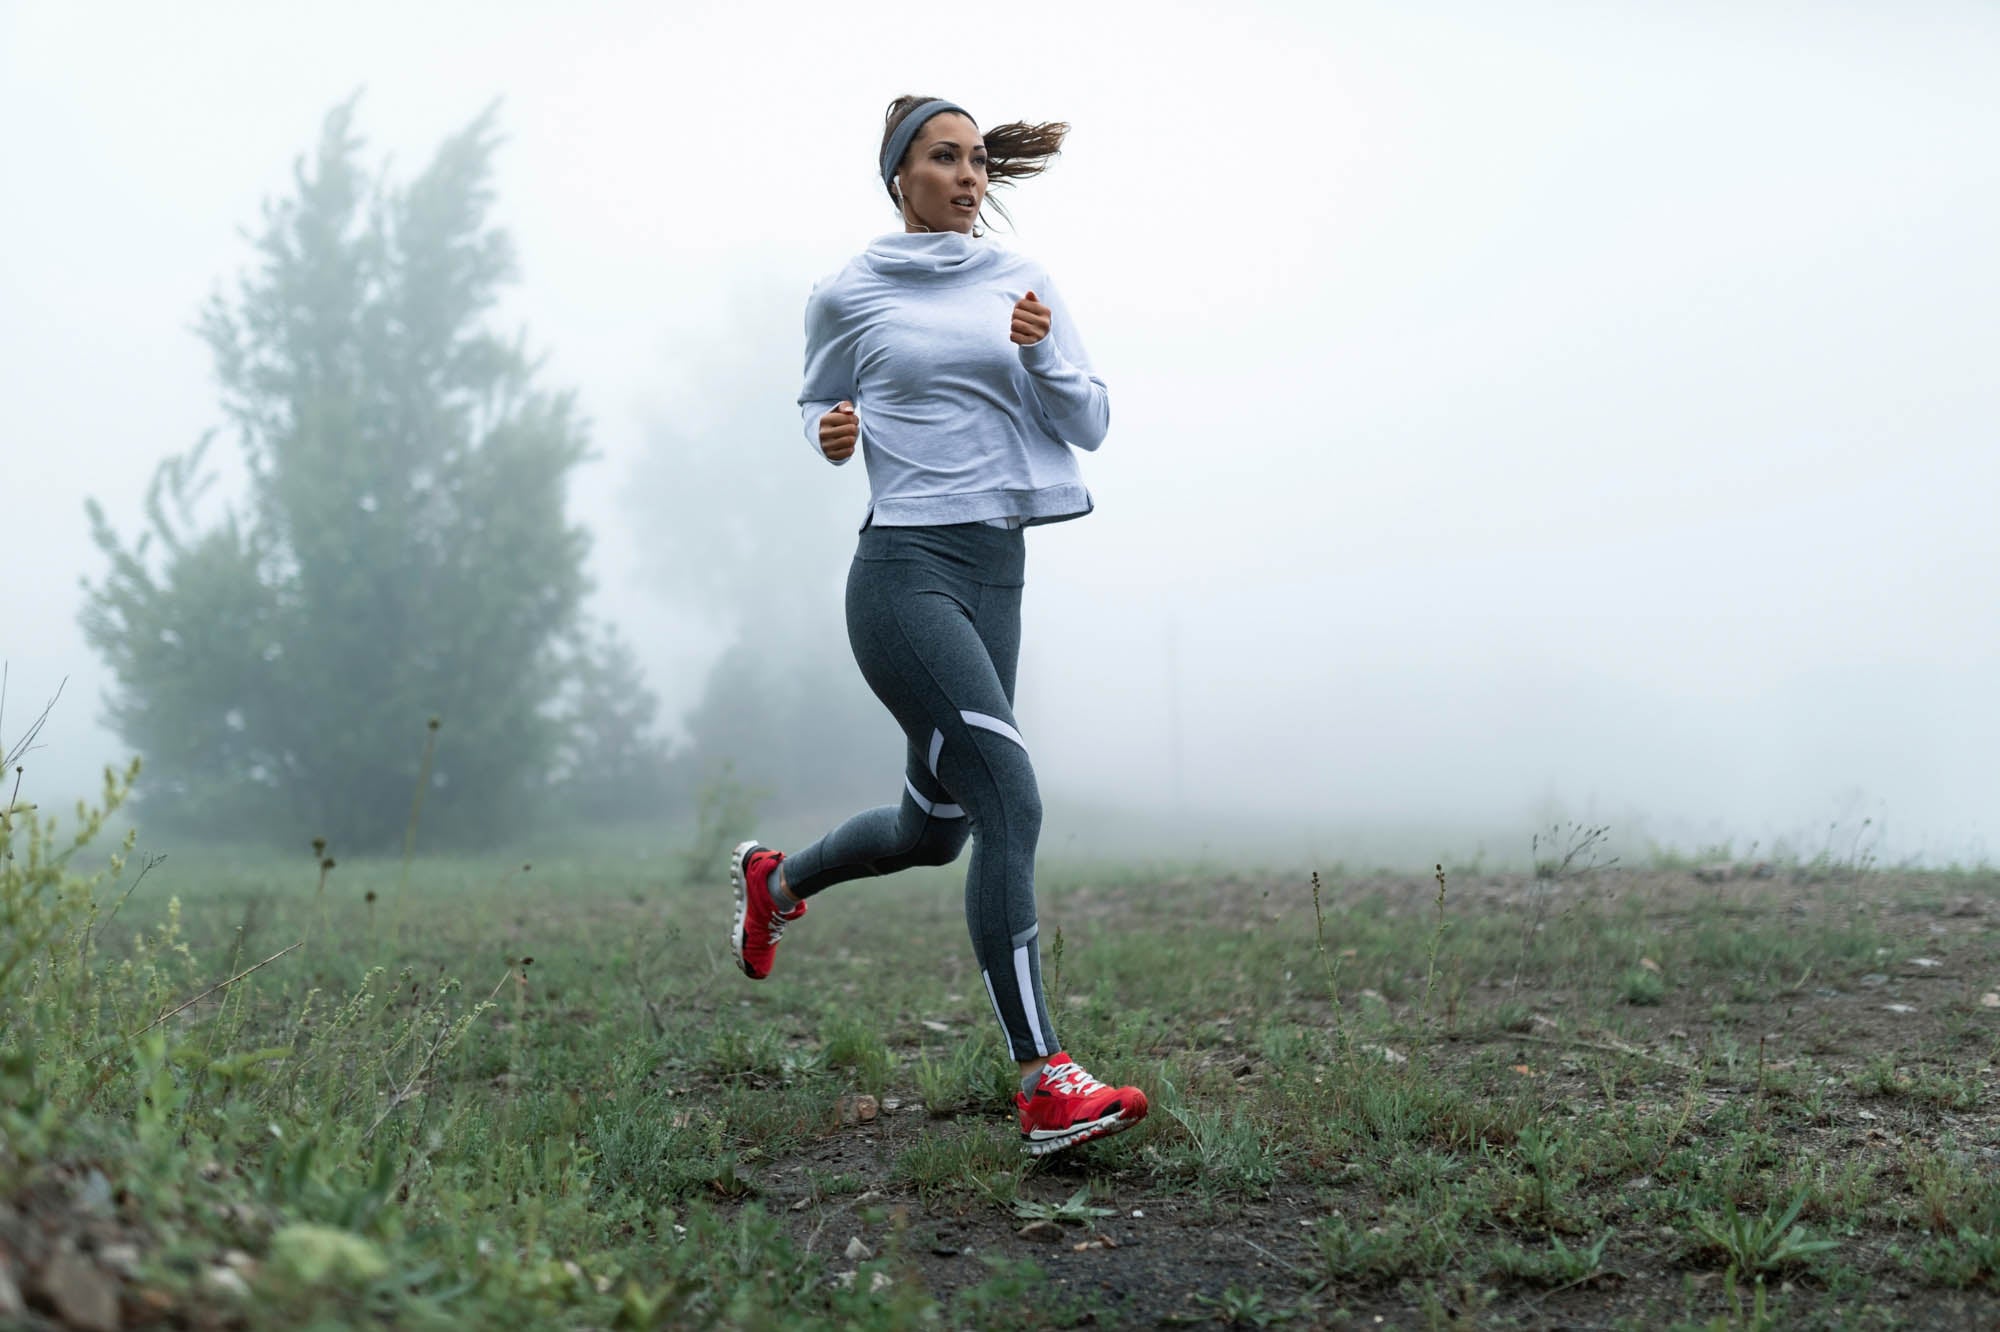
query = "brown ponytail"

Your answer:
(880, 93), (1069, 234)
